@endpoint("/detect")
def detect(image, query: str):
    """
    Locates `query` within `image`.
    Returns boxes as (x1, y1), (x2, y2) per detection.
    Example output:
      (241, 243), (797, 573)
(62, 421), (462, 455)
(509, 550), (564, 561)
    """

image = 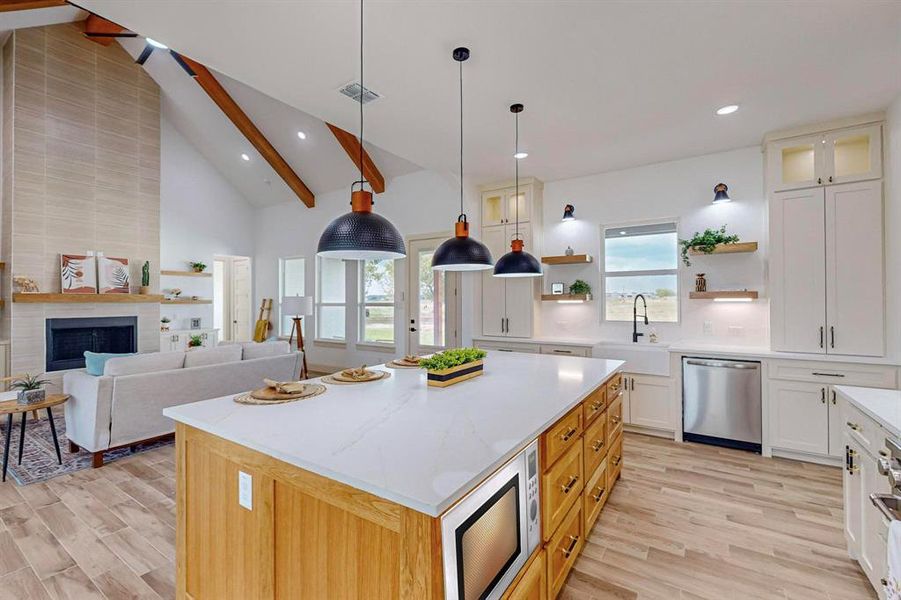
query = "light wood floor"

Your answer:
(0, 433), (874, 599)
(562, 433), (876, 600)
